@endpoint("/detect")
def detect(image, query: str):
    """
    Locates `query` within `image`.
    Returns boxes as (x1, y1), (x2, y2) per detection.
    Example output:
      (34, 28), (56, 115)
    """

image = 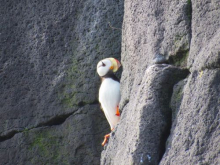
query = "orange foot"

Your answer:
(115, 106), (120, 116)
(102, 133), (110, 146)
